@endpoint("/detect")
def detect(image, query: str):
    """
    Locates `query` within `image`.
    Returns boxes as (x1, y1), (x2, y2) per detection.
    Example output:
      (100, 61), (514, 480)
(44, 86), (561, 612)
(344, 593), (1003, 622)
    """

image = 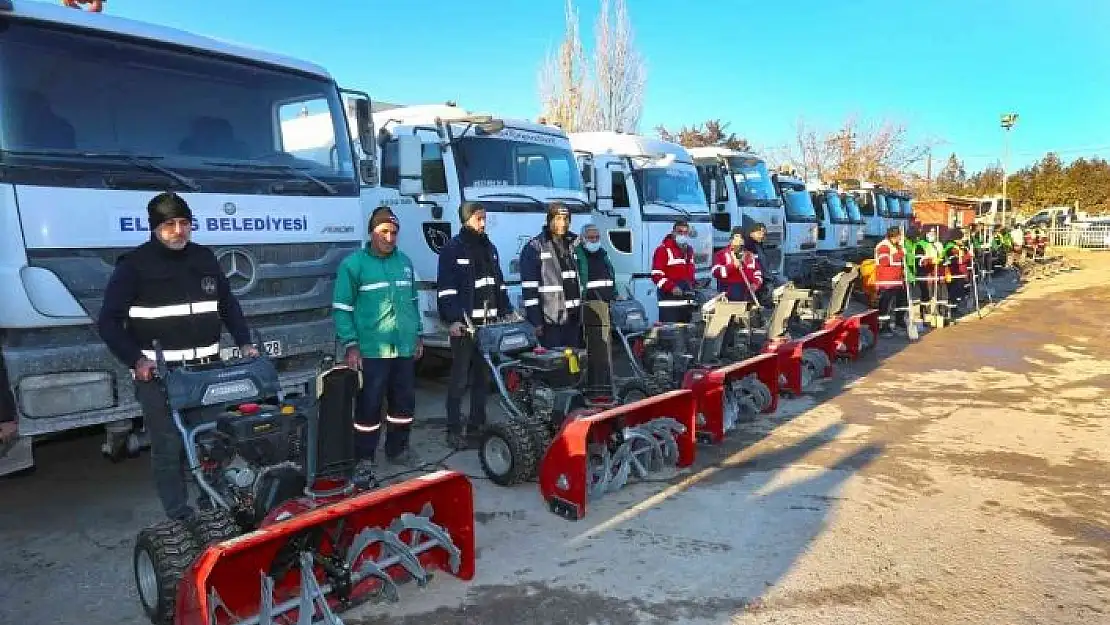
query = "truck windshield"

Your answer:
(856, 192), (875, 217)
(900, 198), (913, 218)
(825, 191), (850, 224)
(0, 20), (357, 196)
(454, 135), (584, 191)
(885, 196), (901, 217)
(876, 194), (892, 217)
(781, 188), (817, 222)
(632, 164), (709, 209)
(727, 156), (778, 203)
(843, 194), (863, 223)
